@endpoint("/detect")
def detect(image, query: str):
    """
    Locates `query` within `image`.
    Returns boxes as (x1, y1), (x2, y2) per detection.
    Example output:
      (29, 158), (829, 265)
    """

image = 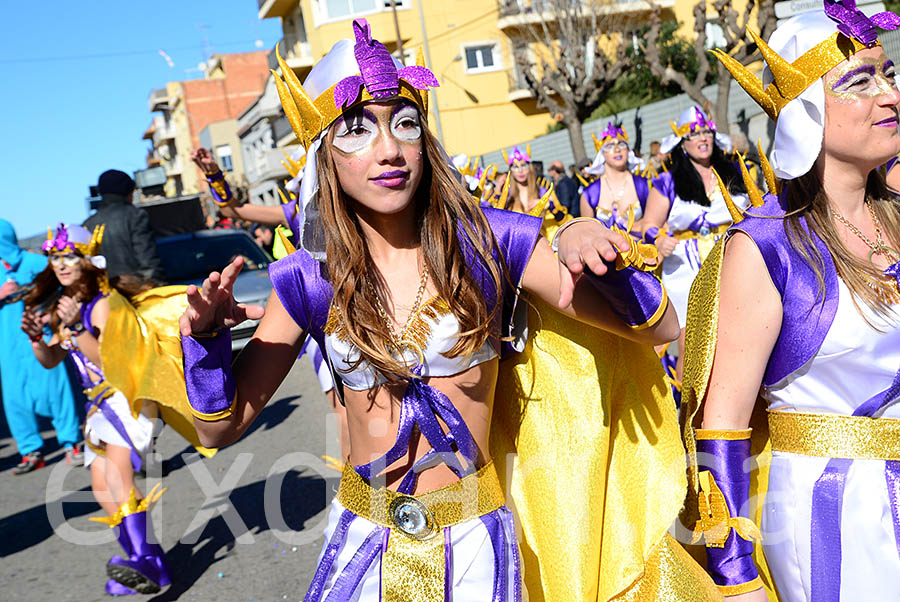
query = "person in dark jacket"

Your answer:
(548, 161), (580, 218)
(83, 170), (165, 282)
